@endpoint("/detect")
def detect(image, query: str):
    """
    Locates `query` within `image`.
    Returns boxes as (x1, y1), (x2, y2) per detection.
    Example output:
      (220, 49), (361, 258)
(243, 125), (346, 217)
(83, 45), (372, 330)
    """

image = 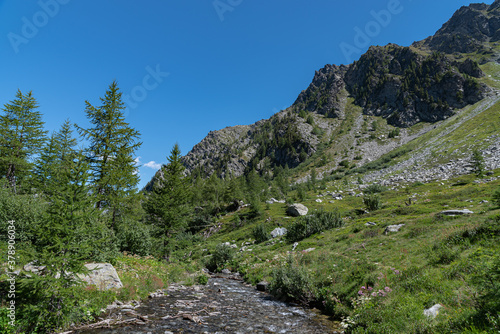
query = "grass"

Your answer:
(180, 169), (500, 332)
